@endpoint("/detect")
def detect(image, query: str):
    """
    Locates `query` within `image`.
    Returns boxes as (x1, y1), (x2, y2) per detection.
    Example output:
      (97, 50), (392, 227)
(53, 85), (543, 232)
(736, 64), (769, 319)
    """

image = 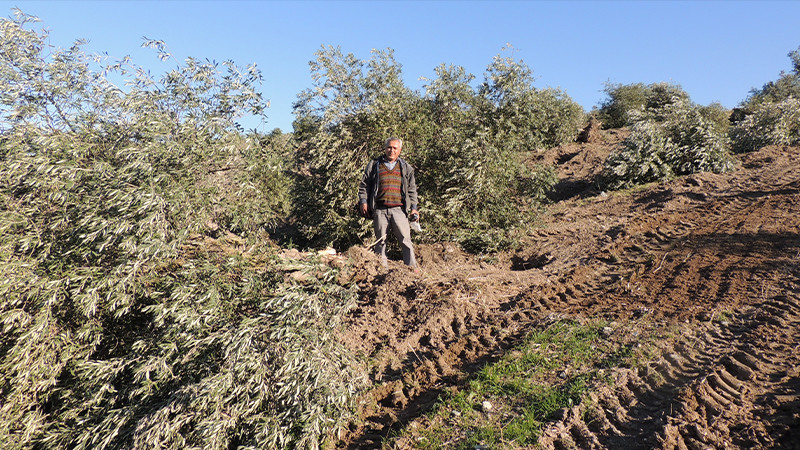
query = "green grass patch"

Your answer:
(398, 319), (632, 449)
